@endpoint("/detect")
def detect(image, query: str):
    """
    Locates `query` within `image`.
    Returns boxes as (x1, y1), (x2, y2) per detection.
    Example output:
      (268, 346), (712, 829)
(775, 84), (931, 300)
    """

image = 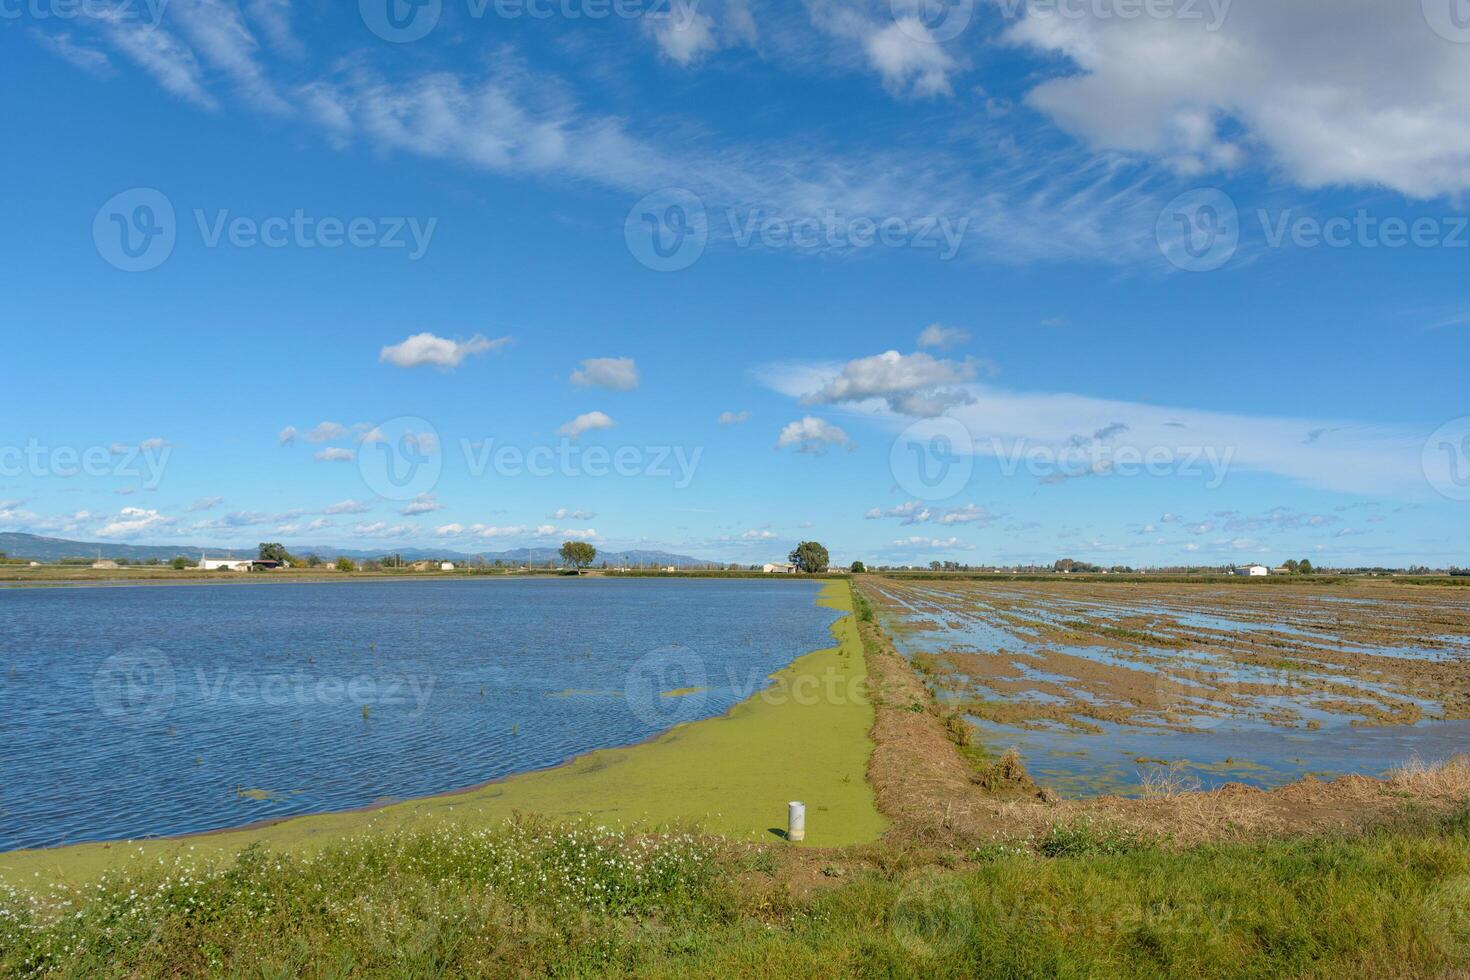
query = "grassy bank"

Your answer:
(5, 809), (1469, 976)
(0, 581), (883, 886)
